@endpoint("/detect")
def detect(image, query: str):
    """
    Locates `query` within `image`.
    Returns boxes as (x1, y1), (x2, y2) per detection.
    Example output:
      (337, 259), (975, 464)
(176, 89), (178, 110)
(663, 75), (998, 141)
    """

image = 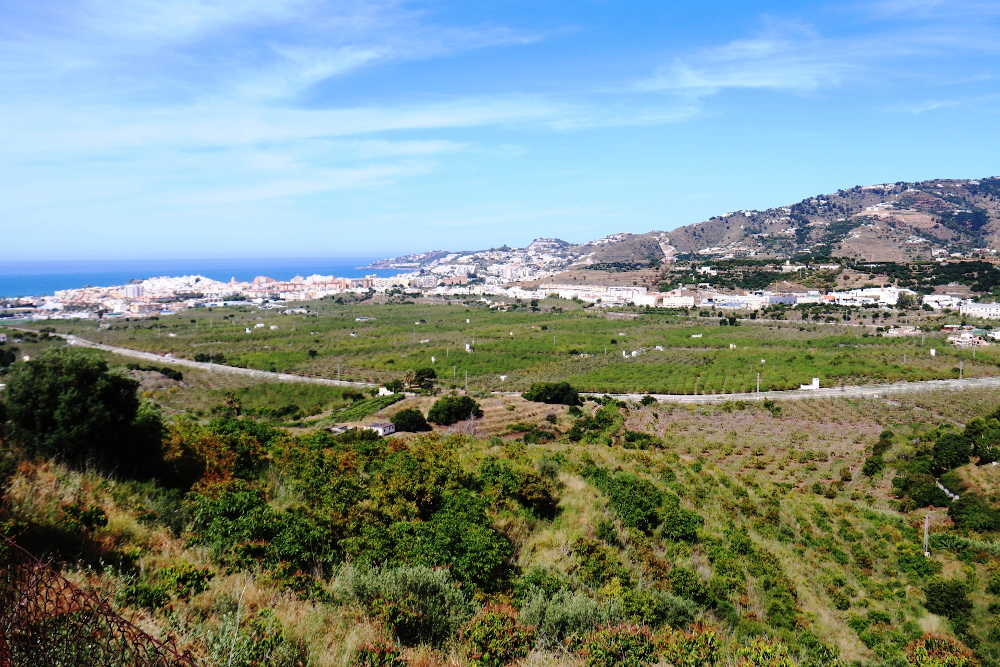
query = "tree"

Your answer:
(391, 408), (431, 432)
(428, 396), (483, 426)
(521, 382), (582, 406)
(384, 380), (404, 393)
(0, 345), (18, 369)
(6, 348), (162, 471)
